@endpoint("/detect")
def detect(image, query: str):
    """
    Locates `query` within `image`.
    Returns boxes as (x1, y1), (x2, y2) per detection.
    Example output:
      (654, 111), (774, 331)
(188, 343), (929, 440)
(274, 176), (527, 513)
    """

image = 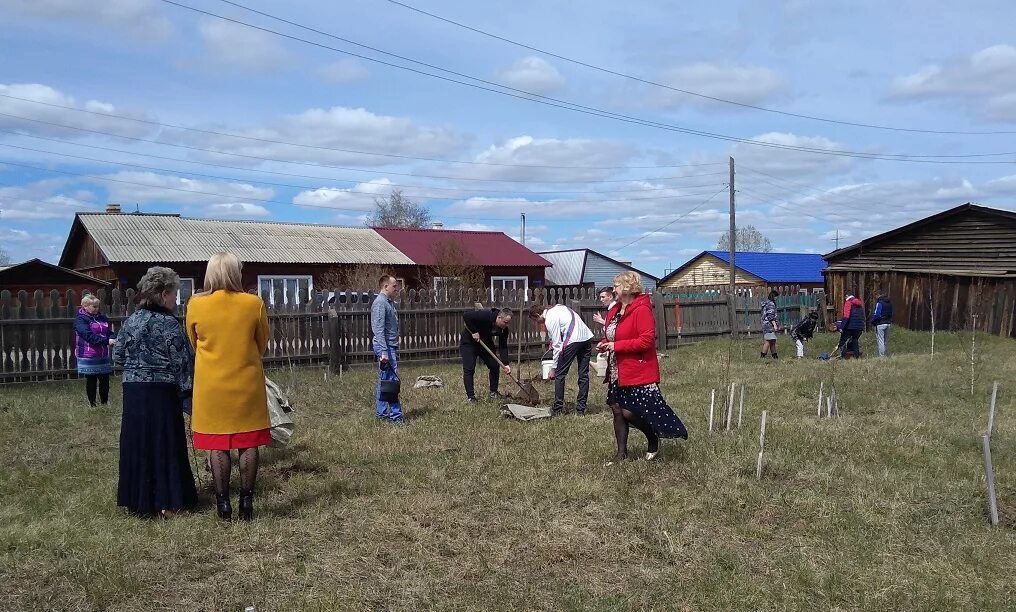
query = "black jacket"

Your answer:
(461, 308), (510, 362)
(792, 317), (818, 340)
